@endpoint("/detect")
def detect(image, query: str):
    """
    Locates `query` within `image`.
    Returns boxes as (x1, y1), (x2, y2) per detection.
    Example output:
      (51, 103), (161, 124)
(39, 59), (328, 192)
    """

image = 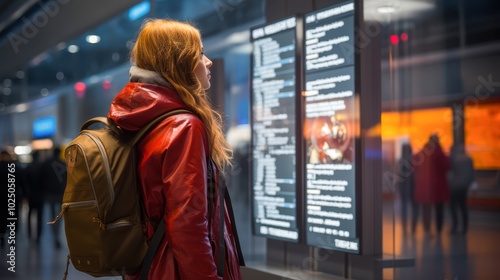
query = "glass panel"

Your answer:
(374, 0), (500, 279)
